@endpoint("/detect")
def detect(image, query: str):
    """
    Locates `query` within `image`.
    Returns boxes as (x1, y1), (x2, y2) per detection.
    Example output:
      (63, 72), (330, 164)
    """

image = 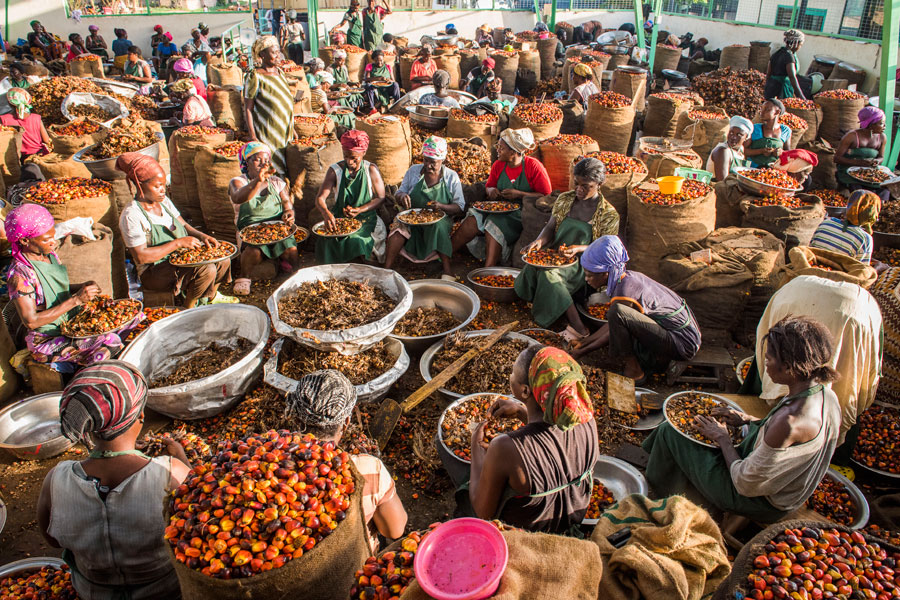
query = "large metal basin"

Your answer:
(72, 133), (163, 180)
(466, 267), (521, 303)
(0, 557), (67, 579)
(582, 456), (649, 525)
(0, 393), (75, 460)
(390, 279), (480, 355)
